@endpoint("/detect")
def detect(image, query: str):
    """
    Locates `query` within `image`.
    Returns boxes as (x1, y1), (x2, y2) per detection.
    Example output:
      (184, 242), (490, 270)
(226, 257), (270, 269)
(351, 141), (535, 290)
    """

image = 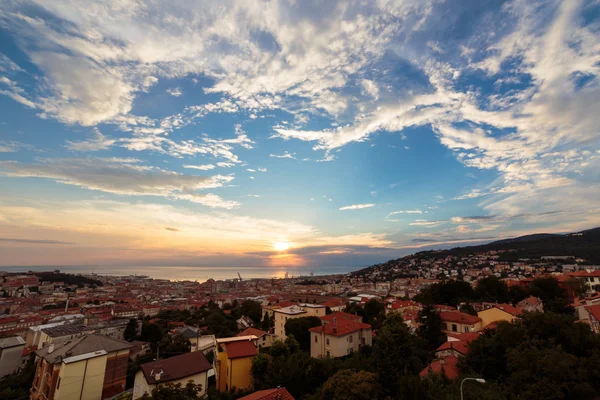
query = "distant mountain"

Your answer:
(352, 227), (600, 277)
(489, 233), (563, 245)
